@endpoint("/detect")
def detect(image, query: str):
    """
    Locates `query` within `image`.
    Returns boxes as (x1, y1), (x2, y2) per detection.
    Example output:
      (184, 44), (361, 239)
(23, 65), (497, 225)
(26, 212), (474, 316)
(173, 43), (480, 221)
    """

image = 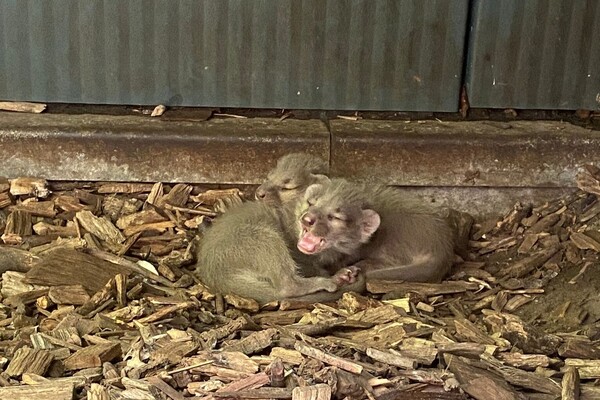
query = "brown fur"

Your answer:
(194, 200), (364, 304)
(293, 179), (455, 282)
